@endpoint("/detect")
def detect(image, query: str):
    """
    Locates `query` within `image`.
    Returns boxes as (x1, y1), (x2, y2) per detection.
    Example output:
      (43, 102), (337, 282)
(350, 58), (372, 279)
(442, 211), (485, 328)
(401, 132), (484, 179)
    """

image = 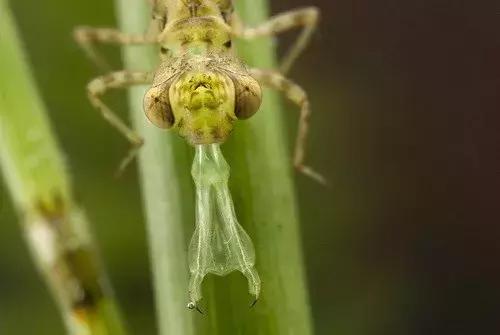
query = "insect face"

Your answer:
(170, 70), (237, 144)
